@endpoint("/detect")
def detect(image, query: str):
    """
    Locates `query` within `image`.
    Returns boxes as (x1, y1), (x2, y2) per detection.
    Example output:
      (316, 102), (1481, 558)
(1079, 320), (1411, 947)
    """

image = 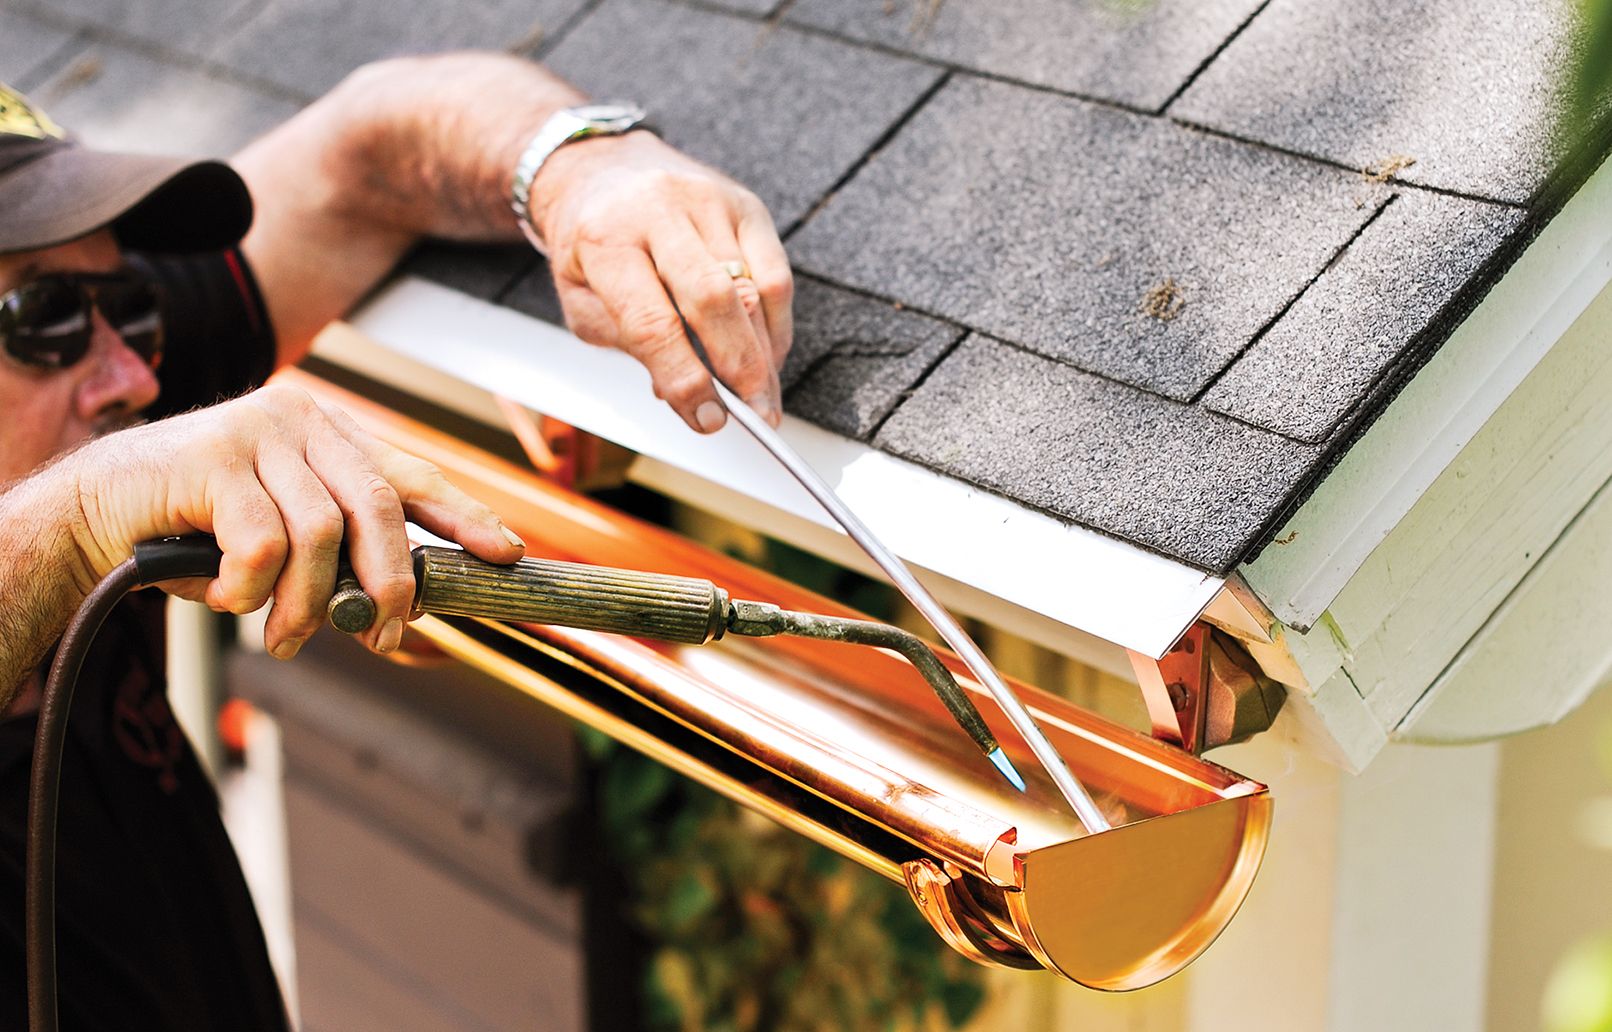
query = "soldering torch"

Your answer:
(327, 541), (1024, 786)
